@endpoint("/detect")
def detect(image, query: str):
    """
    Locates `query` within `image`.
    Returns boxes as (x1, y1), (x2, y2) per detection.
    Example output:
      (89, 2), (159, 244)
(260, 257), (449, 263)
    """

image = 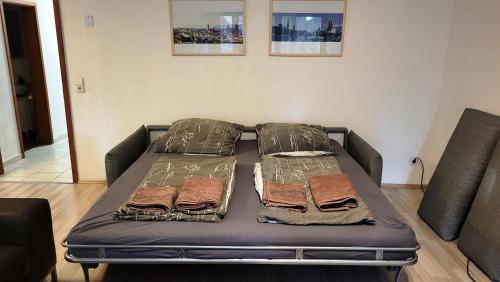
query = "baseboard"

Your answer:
(54, 133), (68, 143)
(382, 184), (423, 189)
(3, 155), (22, 167)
